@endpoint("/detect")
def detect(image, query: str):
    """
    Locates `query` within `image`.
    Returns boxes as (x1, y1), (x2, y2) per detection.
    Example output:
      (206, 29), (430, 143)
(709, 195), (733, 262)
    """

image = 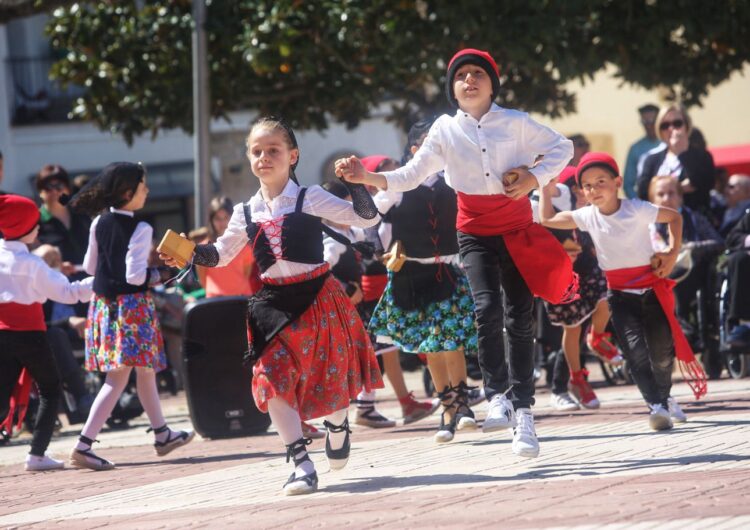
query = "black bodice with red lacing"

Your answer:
(242, 187), (325, 273)
(389, 176), (459, 259)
